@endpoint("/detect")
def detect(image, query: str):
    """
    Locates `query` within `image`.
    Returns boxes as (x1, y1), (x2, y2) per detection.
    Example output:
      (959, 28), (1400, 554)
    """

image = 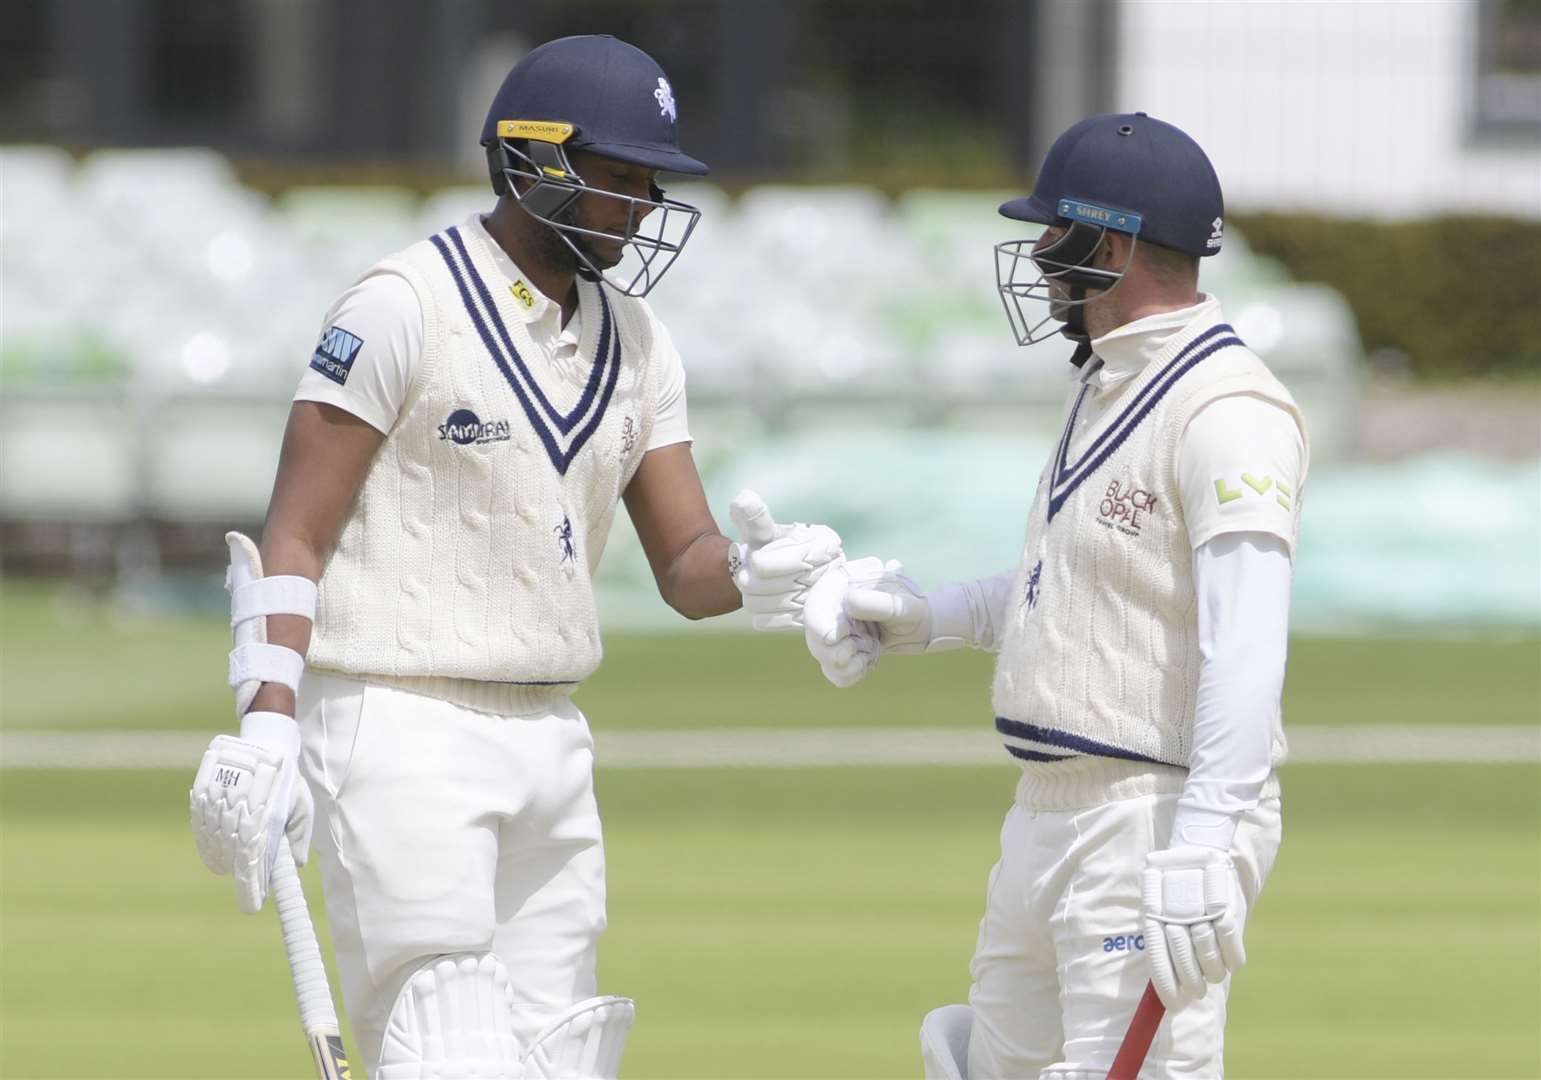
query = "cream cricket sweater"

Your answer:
(307, 223), (657, 714)
(992, 311), (1302, 768)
